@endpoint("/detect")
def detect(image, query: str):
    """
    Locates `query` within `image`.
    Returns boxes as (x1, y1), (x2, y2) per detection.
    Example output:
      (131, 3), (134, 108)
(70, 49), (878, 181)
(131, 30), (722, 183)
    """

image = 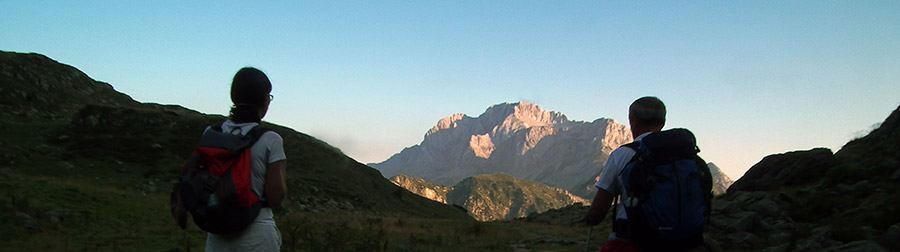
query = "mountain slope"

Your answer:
(447, 174), (587, 221)
(391, 174), (587, 221)
(372, 101), (632, 198)
(0, 50), (471, 250)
